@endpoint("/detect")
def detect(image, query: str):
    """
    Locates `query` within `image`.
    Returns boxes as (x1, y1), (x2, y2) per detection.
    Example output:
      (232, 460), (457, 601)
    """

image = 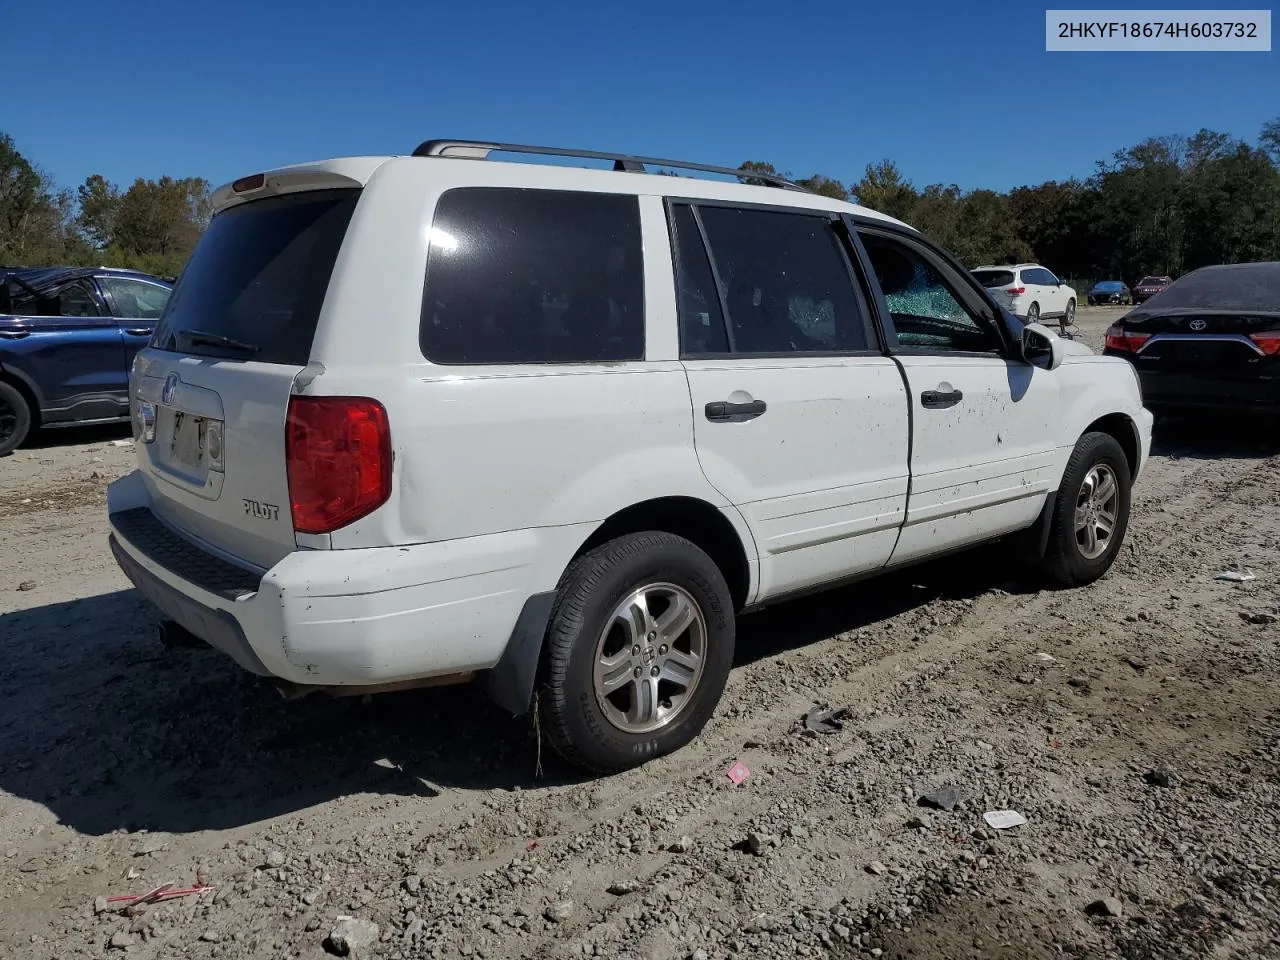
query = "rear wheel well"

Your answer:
(1084, 413), (1139, 476)
(0, 372), (39, 429)
(573, 497), (751, 611)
